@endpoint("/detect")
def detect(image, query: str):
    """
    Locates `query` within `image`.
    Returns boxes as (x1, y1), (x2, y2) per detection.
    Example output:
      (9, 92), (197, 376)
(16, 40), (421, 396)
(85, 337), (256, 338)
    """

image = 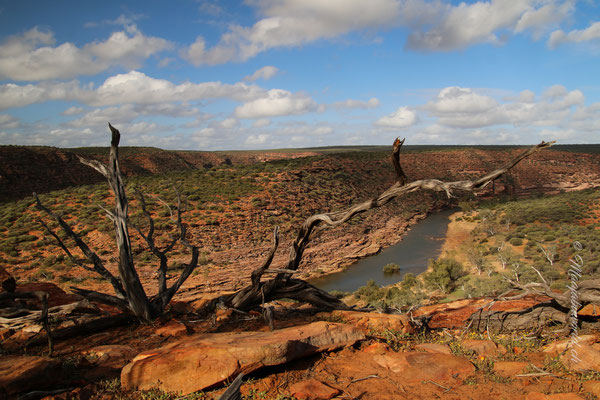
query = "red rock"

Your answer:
(155, 321), (188, 337)
(546, 394), (585, 400)
(16, 282), (81, 307)
(493, 361), (529, 377)
(560, 342), (600, 372)
(412, 296), (546, 329)
(582, 380), (600, 397)
(289, 379), (340, 400)
(0, 328), (14, 341)
(327, 310), (414, 335)
(461, 339), (503, 356)
(82, 345), (137, 370)
(414, 343), (451, 354)
(121, 321), (365, 394)
(578, 304), (600, 317)
(0, 355), (62, 396)
(169, 301), (193, 315)
(373, 352), (475, 383)
(525, 393), (547, 400)
(215, 308), (234, 322)
(0, 266), (16, 292)
(543, 335), (597, 355)
(362, 342), (391, 355)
